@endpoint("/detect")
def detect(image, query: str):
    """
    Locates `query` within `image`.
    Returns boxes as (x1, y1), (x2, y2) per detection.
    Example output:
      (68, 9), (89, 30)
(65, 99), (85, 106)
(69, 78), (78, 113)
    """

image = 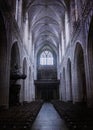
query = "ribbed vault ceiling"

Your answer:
(25, 0), (67, 50)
